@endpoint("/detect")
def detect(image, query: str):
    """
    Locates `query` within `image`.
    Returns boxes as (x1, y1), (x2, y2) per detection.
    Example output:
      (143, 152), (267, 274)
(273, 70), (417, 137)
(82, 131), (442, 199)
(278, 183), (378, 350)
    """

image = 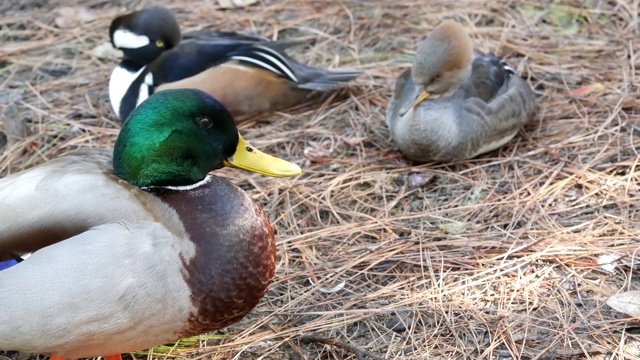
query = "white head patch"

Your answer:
(144, 72), (154, 86)
(109, 65), (147, 117)
(112, 29), (150, 49)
